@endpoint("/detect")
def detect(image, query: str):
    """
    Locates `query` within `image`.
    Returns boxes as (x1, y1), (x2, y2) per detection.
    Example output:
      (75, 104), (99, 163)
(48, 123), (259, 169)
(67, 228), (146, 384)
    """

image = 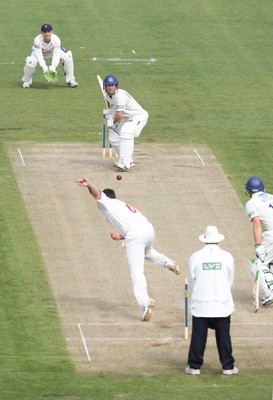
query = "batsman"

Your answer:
(245, 176), (273, 307)
(102, 74), (149, 171)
